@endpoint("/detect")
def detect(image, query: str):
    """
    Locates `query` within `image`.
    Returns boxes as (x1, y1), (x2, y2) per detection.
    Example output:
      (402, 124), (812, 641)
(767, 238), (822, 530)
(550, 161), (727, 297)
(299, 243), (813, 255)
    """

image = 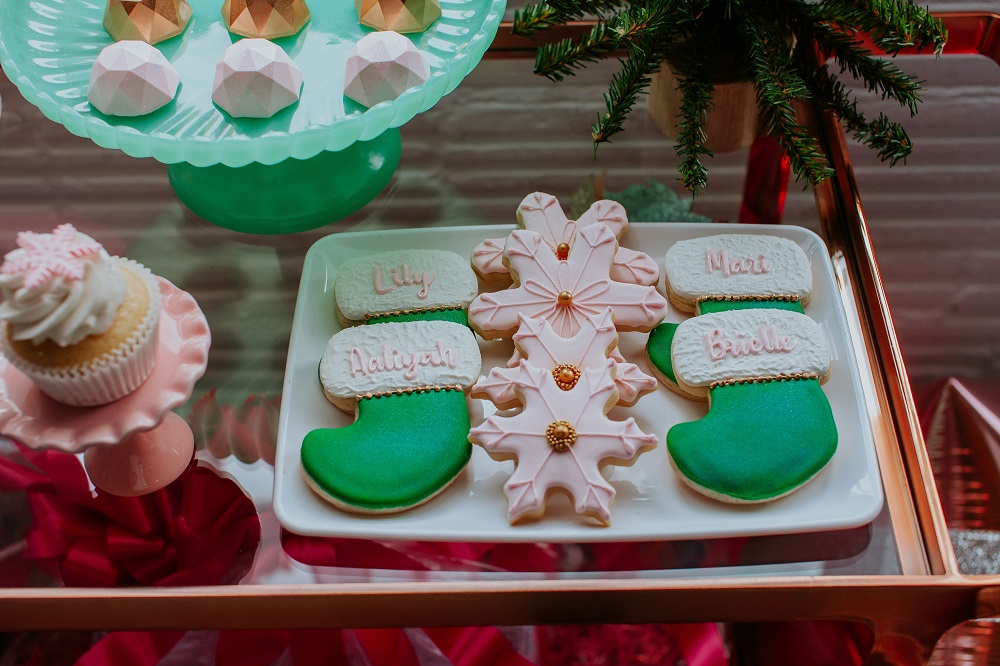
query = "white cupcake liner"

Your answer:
(1, 258), (162, 407)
